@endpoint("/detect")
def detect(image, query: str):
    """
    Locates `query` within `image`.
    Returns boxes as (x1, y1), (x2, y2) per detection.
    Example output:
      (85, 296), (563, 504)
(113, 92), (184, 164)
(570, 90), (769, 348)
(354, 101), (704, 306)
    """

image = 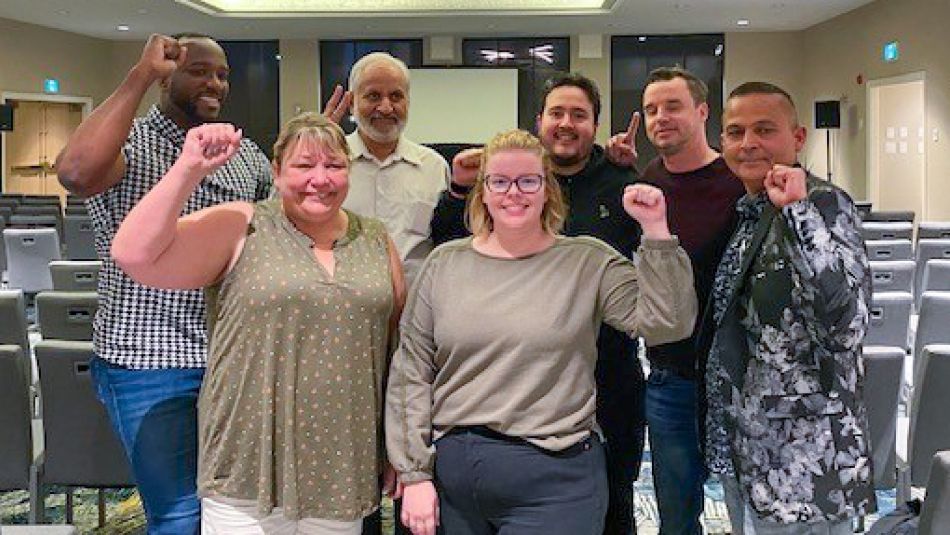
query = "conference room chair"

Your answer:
(3, 228), (61, 293)
(912, 292), (950, 386)
(14, 205), (61, 218)
(897, 345), (950, 503)
(866, 239), (914, 262)
(862, 346), (904, 489)
(917, 221), (950, 241)
(919, 450), (950, 535)
(914, 240), (950, 308)
(861, 221), (914, 241)
(870, 260), (916, 294)
(866, 291), (913, 350)
(0, 345), (42, 523)
(920, 259), (950, 296)
(855, 201), (873, 218)
(35, 291), (97, 341)
(8, 214), (62, 246)
(62, 215), (96, 260)
(865, 210), (915, 224)
(49, 260), (101, 292)
(0, 289), (32, 370)
(33, 340), (135, 528)
(63, 205), (89, 217)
